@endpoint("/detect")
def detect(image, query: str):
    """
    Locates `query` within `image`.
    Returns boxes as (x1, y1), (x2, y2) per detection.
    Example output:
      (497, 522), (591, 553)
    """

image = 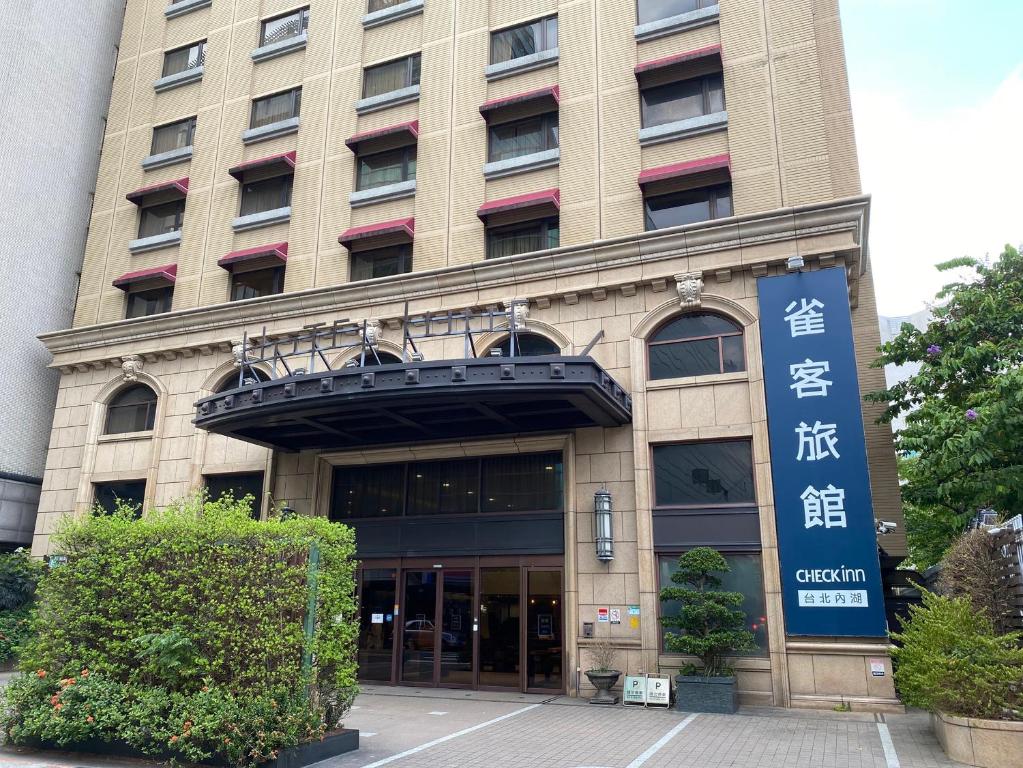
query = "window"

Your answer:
(368, 0), (406, 9)
(492, 333), (560, 357)
(250, 88), (302, 129)
(641, 73), (724, 128)
(239, 175), (293, 216)
(644, 184), (732, 231)
(162, 40), (205, 77)
(486, 218), (559, 259)
(260, 8), (309, 45)
(658, 553), (767, 653)
(230, 266), (284, 301)
(350, 245), (412, 281)
(491, 15), (557, 64)
(126, 286), (173, 319)
(653, 441), (755, 507)
(488, 113), (558, 162)
(356, 145), (416, 191)
(93, 481), (147, 516)
(151, 117), (197, 155)
(363, 54), (420, 98)
(105, 384), (158, 434)
(637, 0), (717, 25)
(217, 368), (270, 392)
(648, 312), (744, 379)
(138, 199), (185, 238)
(329, 452), (564, 520)
(357, 351), (402, 366)
(205, 472), (265, 518)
